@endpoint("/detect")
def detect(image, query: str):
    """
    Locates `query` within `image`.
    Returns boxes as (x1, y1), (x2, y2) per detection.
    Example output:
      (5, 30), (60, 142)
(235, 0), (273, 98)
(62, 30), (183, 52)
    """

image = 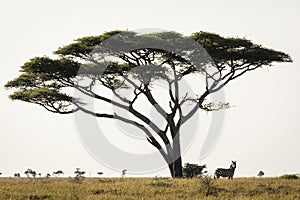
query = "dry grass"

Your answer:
(0, 177), (299, 199)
